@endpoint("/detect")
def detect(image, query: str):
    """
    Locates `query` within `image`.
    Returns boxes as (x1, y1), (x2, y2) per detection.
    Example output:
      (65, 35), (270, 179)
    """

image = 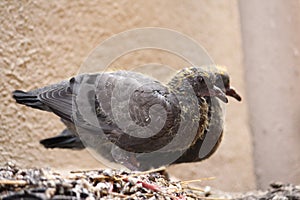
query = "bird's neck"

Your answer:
(167, 69), (196, 95)
(167, 70), (210, 144)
